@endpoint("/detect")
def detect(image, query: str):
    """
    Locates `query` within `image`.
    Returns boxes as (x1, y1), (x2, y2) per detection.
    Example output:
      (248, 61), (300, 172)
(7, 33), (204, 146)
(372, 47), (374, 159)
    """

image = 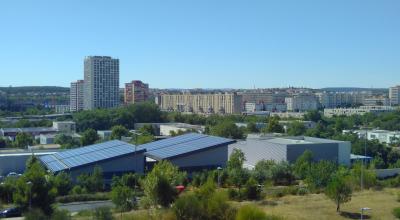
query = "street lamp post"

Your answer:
(26, 181), (32, 210)
(217, 167), (222, 188)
